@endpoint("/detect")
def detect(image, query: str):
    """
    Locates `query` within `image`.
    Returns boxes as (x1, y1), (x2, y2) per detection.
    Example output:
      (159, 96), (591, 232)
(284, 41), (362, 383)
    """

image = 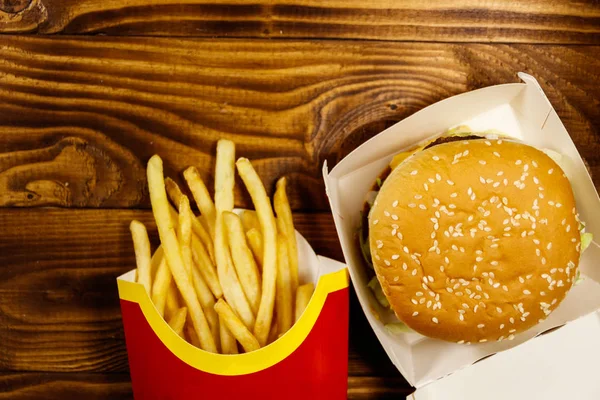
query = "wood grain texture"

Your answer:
(0, 36), (598, 211)
(0, 208), (341, 372)
(0, 372), (412, 399)
(0, 0), (599, 44)
(0, 373), (132, 400)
